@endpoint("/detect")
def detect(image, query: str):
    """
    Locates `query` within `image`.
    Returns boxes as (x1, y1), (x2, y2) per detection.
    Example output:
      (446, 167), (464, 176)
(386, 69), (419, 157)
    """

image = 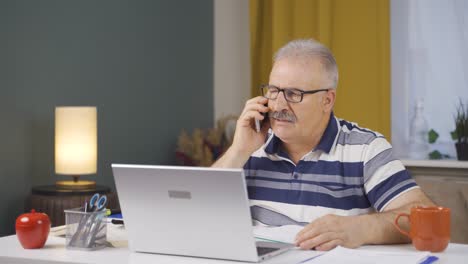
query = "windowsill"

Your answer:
(401, 159), (468, 169)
